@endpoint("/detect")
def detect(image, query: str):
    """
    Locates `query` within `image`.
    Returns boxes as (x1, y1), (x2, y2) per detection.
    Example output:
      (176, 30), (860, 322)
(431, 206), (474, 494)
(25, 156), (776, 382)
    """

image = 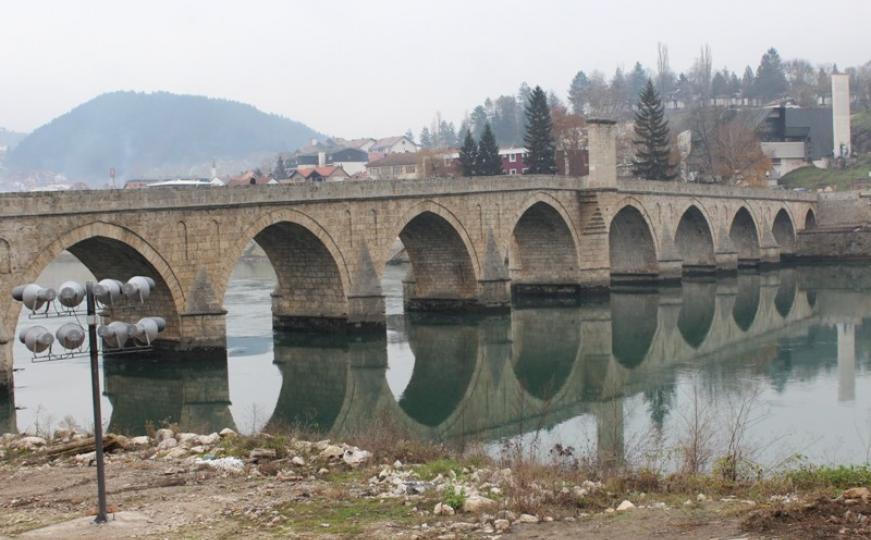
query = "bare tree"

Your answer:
(691, 44), (713, 105)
